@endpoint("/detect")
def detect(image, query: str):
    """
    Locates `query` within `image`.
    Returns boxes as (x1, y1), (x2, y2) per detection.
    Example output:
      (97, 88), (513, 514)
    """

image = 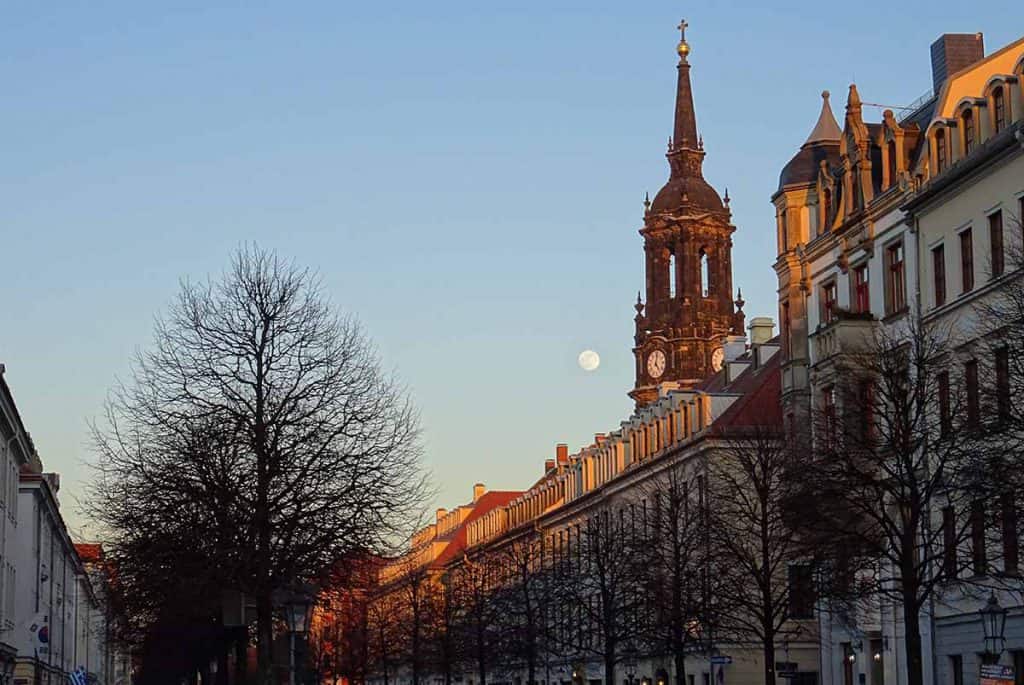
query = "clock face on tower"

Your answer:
(646, 349), (667, 379)
(711, 346), (725, 372)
